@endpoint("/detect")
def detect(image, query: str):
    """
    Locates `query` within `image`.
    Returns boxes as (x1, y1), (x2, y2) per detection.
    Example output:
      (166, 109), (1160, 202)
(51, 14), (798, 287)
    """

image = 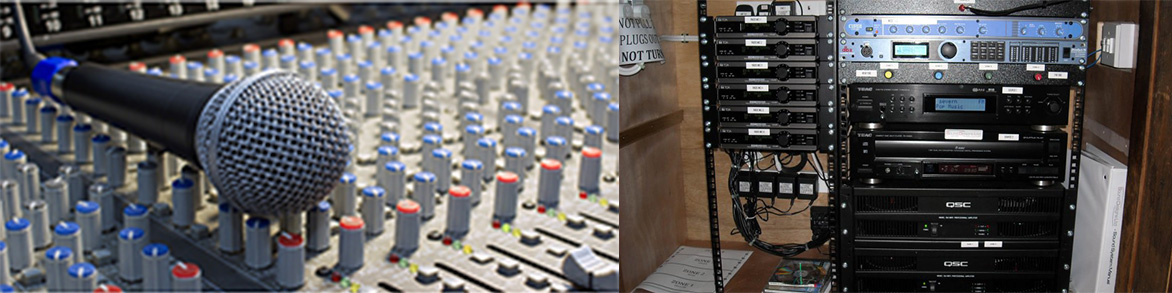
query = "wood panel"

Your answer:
(617, 1), (695, 291)
(619, 125), (686, 292)
(1085, 1), (1141, 163)
(618, 0), (682, 130)
(1116, 1), (1172, 292)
